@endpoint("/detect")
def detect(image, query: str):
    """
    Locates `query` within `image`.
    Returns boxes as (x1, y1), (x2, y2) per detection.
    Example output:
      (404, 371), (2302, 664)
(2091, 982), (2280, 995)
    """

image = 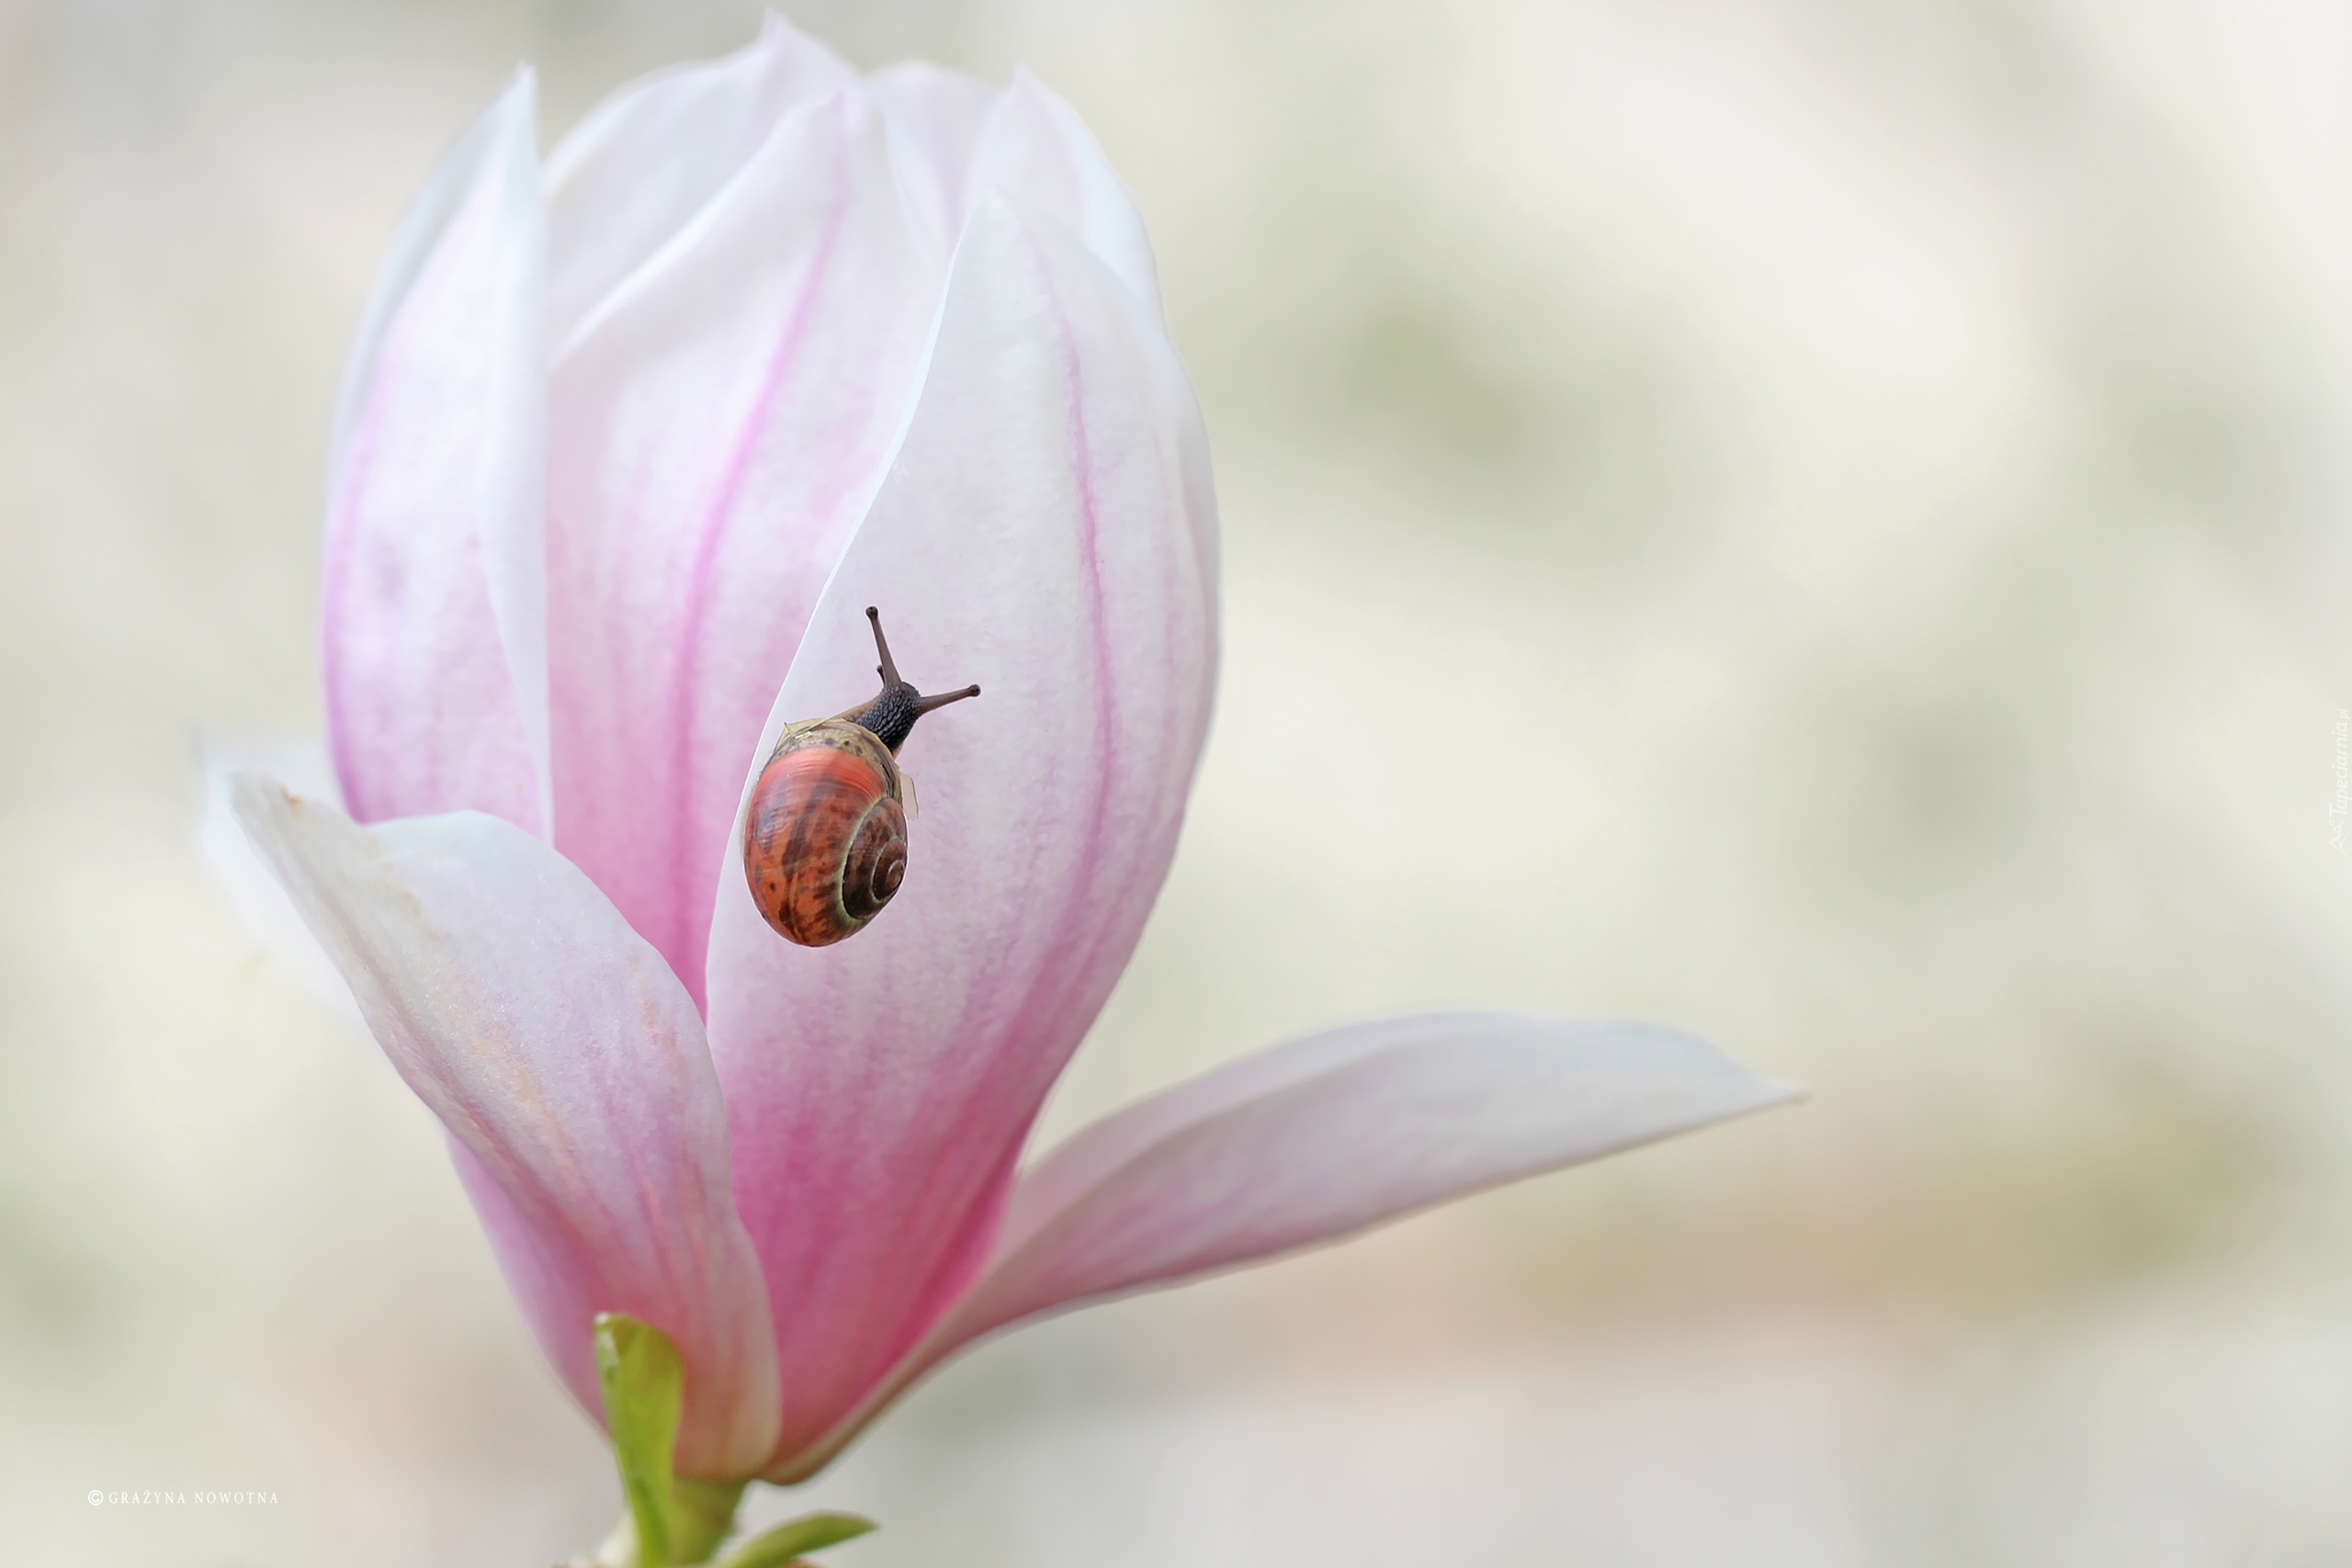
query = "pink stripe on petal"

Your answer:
(231, 776), (780, 1478)
(703, 192), (1216, 1472)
